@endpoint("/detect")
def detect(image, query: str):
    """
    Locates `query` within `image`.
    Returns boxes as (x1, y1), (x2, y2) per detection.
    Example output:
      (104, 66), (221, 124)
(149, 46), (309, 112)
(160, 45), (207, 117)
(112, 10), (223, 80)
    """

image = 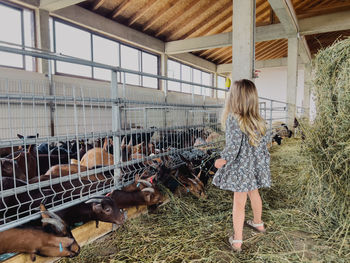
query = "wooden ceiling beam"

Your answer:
(110, 0), (132, 20)
(155, 0), (201, 37)
(258, 41), (288, 60)
(167, 0), (228, 41)
(91, 0), (105, 11)
(142, 0), (180, 32)
(210, 47), (232, 61)
(256, 40), (284, 59)
(206, 47), (231, 60)
(178, 1), (232, 40)
(184, 6), (232, 39)
(128, 0), (158, 26)
(215, 51), (233, 64)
